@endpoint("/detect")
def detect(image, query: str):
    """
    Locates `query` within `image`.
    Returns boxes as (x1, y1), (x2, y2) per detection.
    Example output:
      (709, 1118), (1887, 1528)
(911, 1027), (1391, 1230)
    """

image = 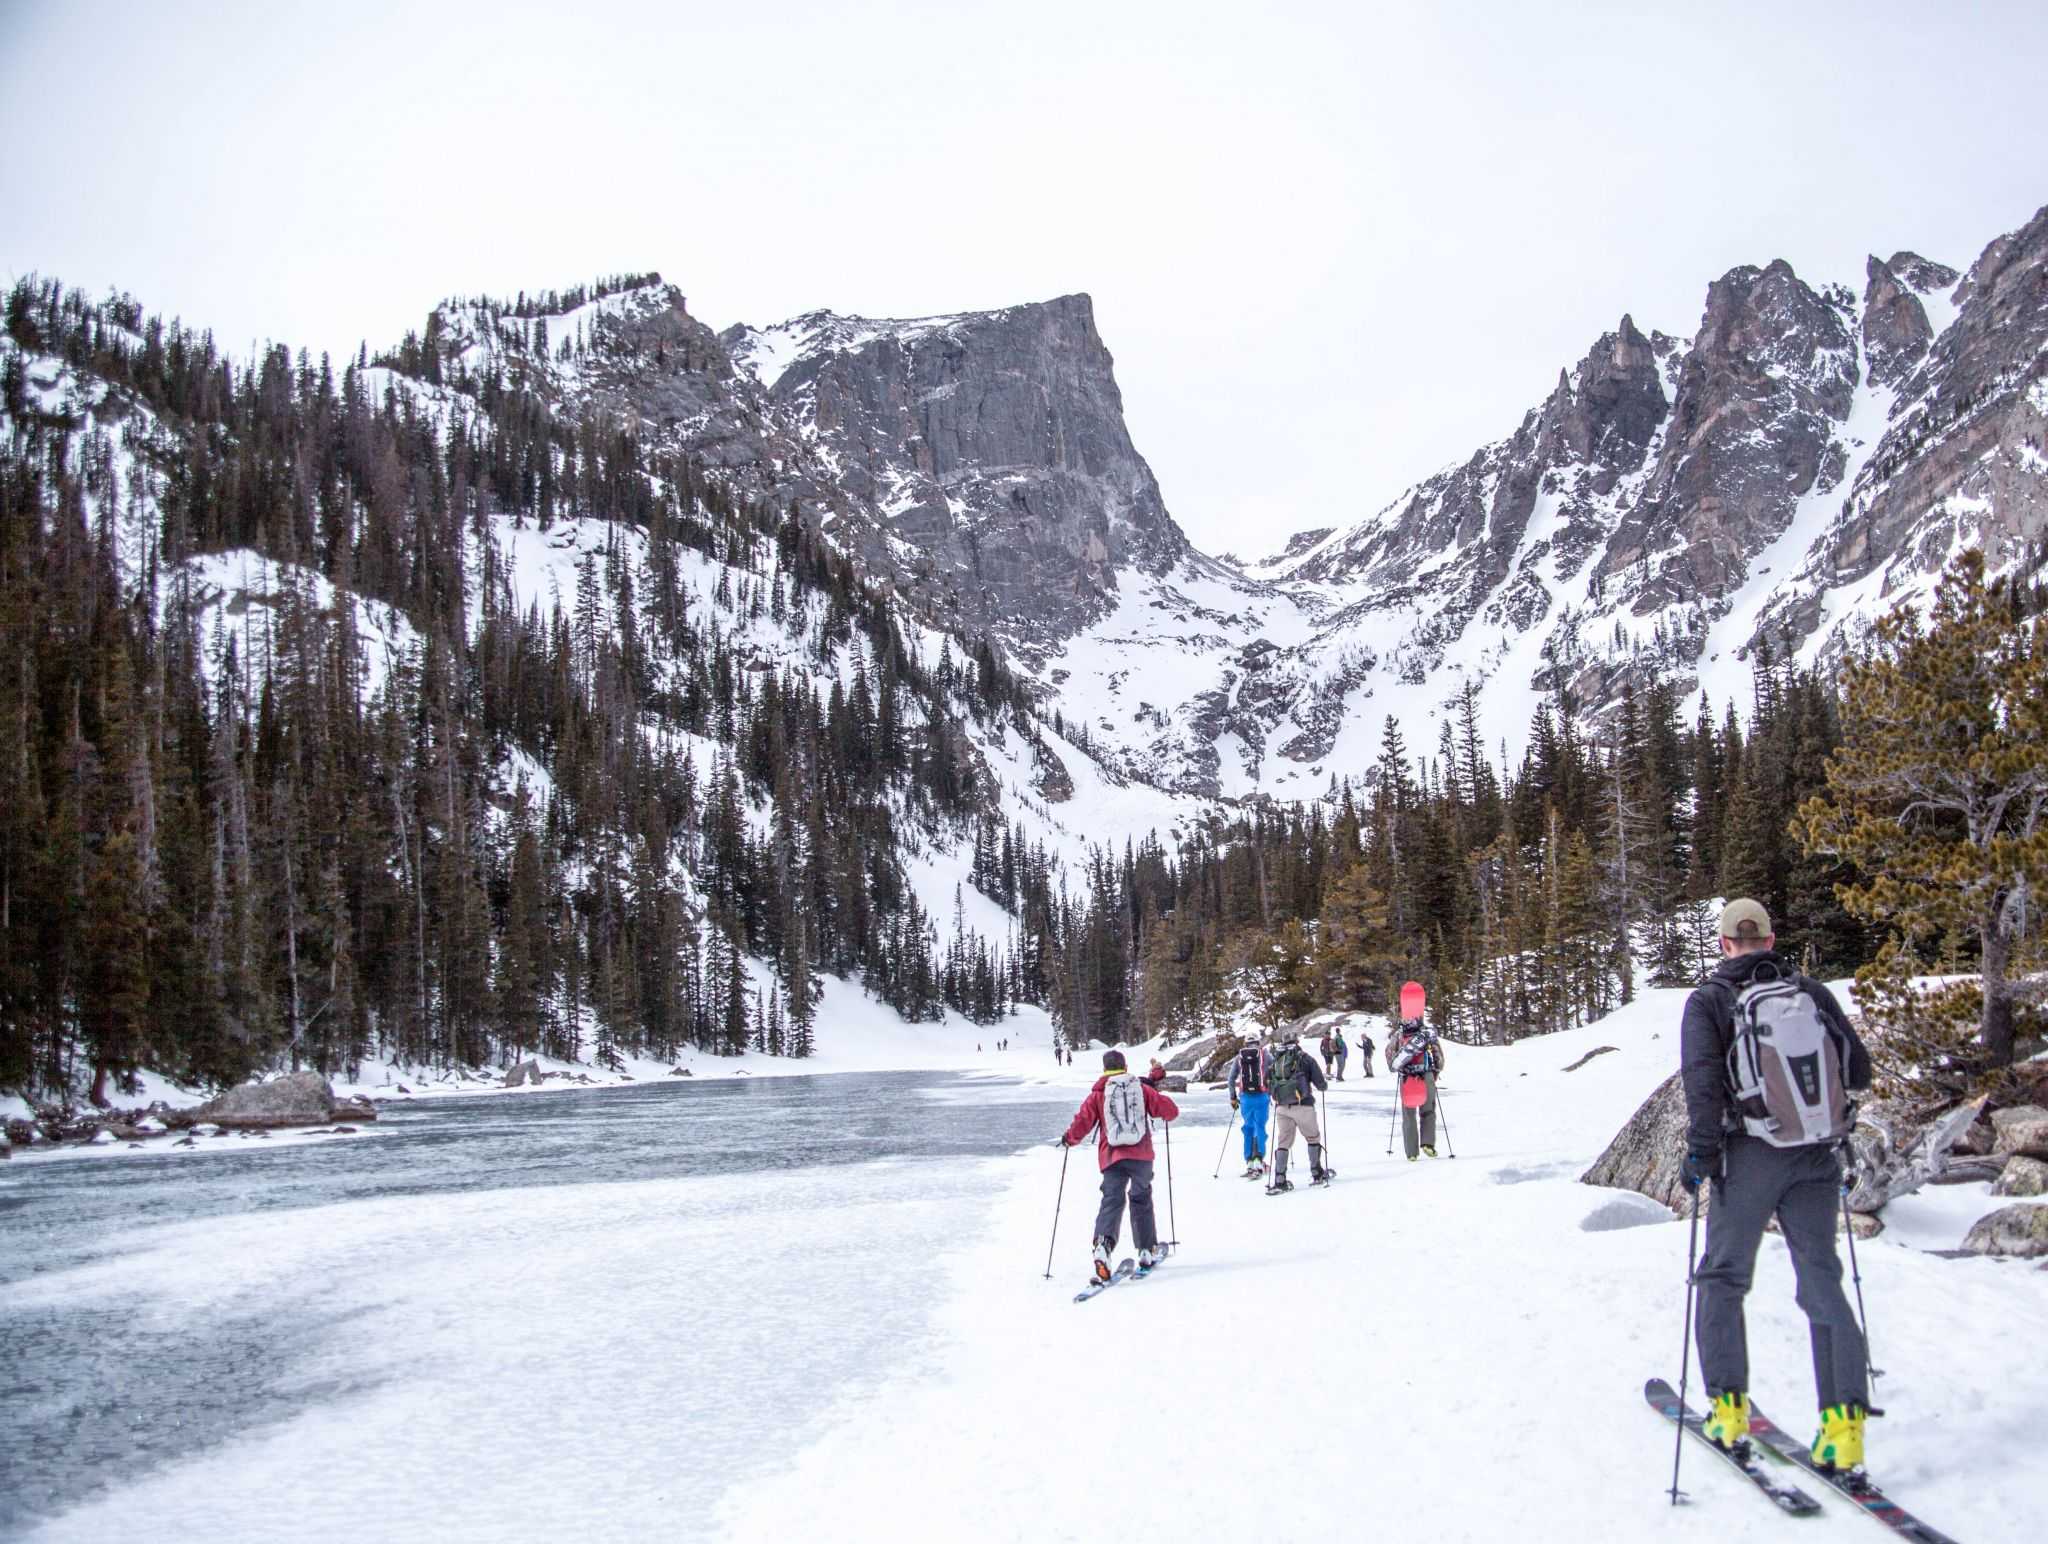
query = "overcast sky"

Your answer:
(5, 0), (2044, 556)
